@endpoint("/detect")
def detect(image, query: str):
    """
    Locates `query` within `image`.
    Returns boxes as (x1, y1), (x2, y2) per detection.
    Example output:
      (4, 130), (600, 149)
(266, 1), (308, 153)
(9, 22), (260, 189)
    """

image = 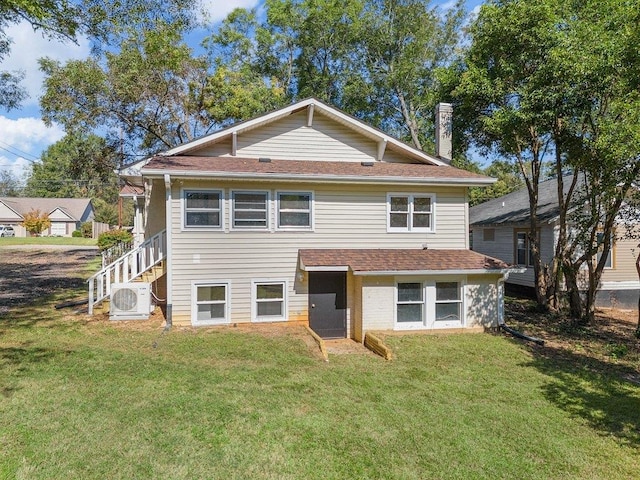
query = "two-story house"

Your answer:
(92, 98), (514, 340)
